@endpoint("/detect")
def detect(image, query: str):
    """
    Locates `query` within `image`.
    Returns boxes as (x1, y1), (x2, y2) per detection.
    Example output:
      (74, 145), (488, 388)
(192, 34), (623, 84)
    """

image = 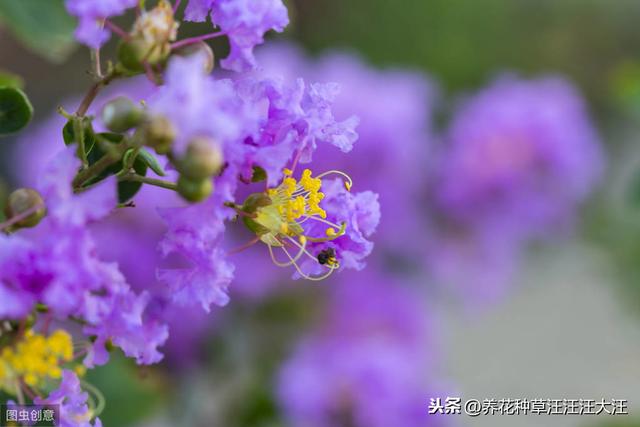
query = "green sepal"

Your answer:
(242, 216), (270, 236)
(251, 166), (267, 183)
(138, 148), (166, 176)
(242, 192), (272, 214)
(0, 87), (33, 135)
